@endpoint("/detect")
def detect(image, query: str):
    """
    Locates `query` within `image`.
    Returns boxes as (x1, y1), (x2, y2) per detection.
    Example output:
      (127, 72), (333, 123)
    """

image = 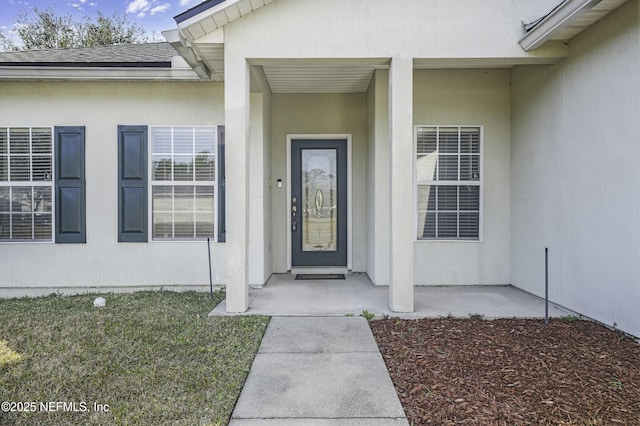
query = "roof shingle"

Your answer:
(0, 43), (177, 67)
